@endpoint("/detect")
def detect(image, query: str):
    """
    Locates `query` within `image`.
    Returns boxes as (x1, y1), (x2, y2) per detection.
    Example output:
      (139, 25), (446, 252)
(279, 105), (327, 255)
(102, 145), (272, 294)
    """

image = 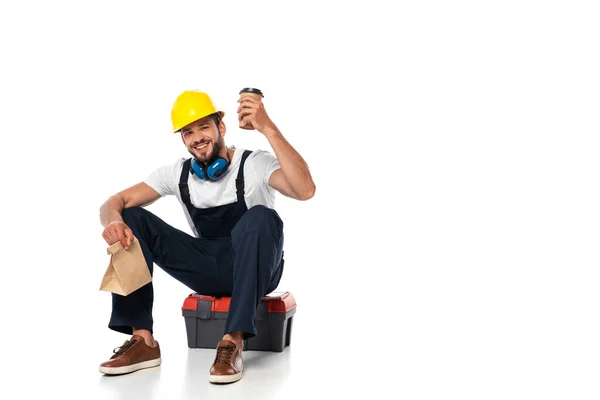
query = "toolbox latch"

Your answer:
(196, 299), (213, 319)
